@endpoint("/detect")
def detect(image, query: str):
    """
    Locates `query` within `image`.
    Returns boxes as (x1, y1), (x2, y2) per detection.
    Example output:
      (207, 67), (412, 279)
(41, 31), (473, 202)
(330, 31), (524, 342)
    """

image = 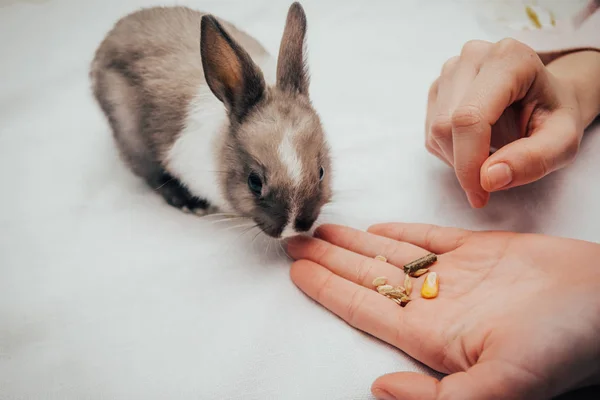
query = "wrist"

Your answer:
(546, 50), (600, 129)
